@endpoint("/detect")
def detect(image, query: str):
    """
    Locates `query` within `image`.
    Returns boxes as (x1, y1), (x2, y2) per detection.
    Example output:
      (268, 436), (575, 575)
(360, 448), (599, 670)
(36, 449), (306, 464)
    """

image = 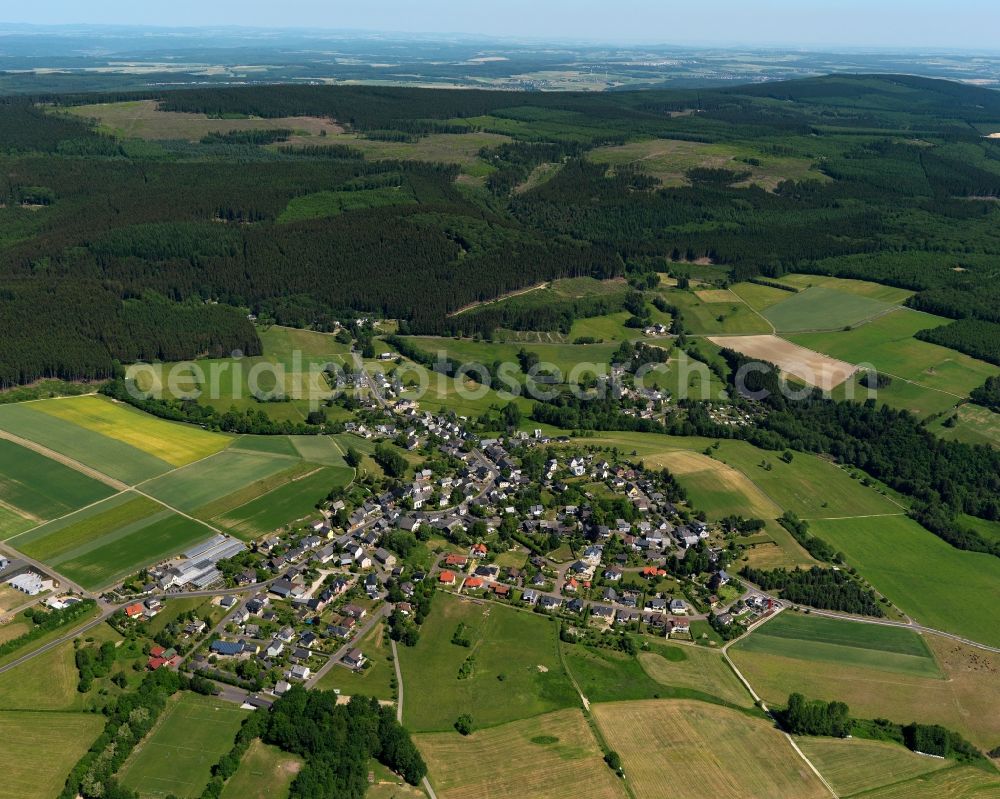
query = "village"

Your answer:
(72, 365), (778, 708)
